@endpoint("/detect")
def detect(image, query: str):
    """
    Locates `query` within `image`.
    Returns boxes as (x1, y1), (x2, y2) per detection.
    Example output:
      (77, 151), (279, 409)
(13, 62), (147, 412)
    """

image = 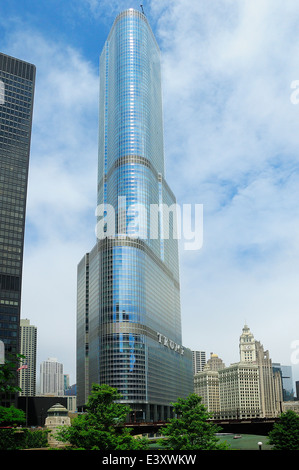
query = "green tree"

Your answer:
(0, 405), (25, 426)
(0, 353), (25, 395)
(268, 410), (299, 450)
(56, 384), (149, 450)
(160, 394), (228, 450)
